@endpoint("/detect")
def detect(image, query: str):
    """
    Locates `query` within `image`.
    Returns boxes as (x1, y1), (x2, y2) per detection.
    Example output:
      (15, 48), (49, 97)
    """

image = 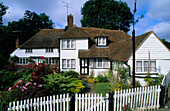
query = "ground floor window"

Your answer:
(62, 59), (75, 69)
(17, 58), (28, 65)
(92, 59), (109, 68)
(136, 60), (156, 73)
(45, 58), (56, 65)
